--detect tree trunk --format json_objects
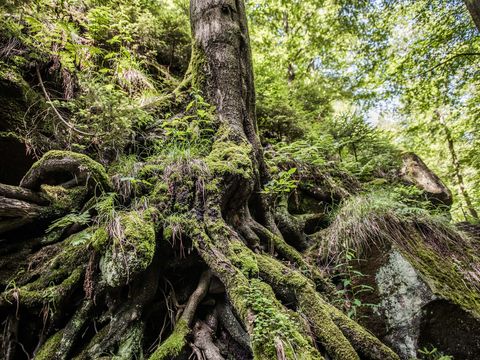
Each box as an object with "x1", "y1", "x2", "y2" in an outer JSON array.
[
  {"x1": 435, "y1": 111, "x2": 479, "y2": 220},
  {"x1": 464, "y1": 0, "x2": 480, "y2": 31},
  {"x1": 0, "y1": 1, "x2": 401, "y2": 360}
]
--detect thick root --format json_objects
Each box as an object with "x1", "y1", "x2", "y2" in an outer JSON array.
[
  {"x1": 255, "y1": 253, "x2": 399, "y2": 360},
  {"x1": 149, "y1": 270, "x2": 211, "y2": 360},
  {"x1": 20, "y1": 150, "x2": 111, "y2": 191}
]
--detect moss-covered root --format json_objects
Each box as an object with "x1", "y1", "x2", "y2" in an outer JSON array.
[
  {"x1": 330, "y1": 306, "x2": 399, "y2": 360},
  {"x1": 248, "y1": 279, "x2": 323, "y2": 360},
  {"x1": 32, "y1": 301, "x2": 93, "y2": 360},
  {"x1": 35, "y1": 330, "x2": 64, "y2": 360},
  {"x1": 20, "y1": 150, "x2": 111, "y2": 191},
  {"x1": 194, "y1": 231, "x2": 322, "y2": 360},
  {"x1": 149, "y1": 320, "x2": 190, "y2": 360},
  {"x1": 55, "y1": 300, "x2": 94, "y2": 360},
  {"x1": 255, "y1": 254, "x2": 400, "y2": 360},
  {"x1": 250, "y1": 221, "x2": 336, "y2": 296},
  {"x1": 149, "y1": 270, "x2": 211, "y2": 360}
]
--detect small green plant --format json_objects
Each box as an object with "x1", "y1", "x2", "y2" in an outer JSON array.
[
  {"x1": 417, "y1": 346, "x2": 453, "y2": 360},
  {"x1": 158, "y1": 92, "x2": 215, "y2": 156},
  {"x1": 333, "y1": 249, "x2": 377, "y2": 319},
  {"x1": 263, "y1": 167, "x2": 298, "y2": 196},
  {"x1": 245, "y1": 281, "x2": 307, "y2": 358},
  {"x1": 46, "y1": 212, "x2": 91, "y2": 233}
]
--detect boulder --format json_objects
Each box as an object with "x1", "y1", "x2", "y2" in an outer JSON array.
[
  {"x1": 400, "y1": 153, "x2": 452, "y2": 206},
  {"x1": 355, "y1": 242, "x2": 480, "y2": 360}
]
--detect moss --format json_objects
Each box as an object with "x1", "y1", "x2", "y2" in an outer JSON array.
[
  {"x1": 35, "y1": 330, "x2": 64, "y2": 360},
  {"x1": 205, "y1": 138, "x2": 253, "y2": 179},
  {"x1": 149, "y1": 319, "x2": 189, "y2": 360},
  {"x1": 190, "y1": 42, "x2": 208, "y2": 92},
  {"x1": 148, "y1": 179, "x2": 170, "y2": 206},
  {"x1": 114, "y1": 321, "x2": 144, "y2": 359},
  {"x1": 41, "y1": 184, "x2": 88, "y2": 212},
  {"x1": 100, "y1": 210, "x2": 156, "y2": 287},
  {"x1": 138, "y1": 164, "x2": 165, "y2": 182},
  {"x1": 398, "y1": 236, "x2": 480, "y2": 318},
  {"x1": 228, "y1": 240, "x2": 259, "y2": 277},
  {"x1": 3, "y1": 227, "x2": 93, "y2": 308},
  {"x1": 30, "y1": 150, "x2": 111, "y2": 190},
  {"x1": 297, "y1": 288, "x2": 360, "y2": 360},
  {"x1": 246, "y1": 279, "x2": 321, "y2": 360},
  {"x1": 91, "y1": 227, "x2": 109, "y2": 252},
  {"x1": 211, "y1": 238, "x2": 320, "y2": 359},
  {"x1": 0, "y1": 61, "x2": 40, "y2": 128},
  {"x1": 8, "y1": 267, "x2": 84, "y2": 309},
  {"x1": 255, "y1": 254, "x2": 364, "y2": 360},
  {"x1": 327, "y1": 191, "x2": 480, "y2": 318},
  {"x1": 162, "y1": 213, "x2": 197, "y2": 242}
]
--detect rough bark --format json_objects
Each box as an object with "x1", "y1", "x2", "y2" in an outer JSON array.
[{"x1": 464, "y1": 0, "x2": 480, "y2": 31}]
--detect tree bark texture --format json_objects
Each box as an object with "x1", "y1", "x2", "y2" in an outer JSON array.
[{"x1": 464, "y1": 0, "x2": 480, "y2": 31}]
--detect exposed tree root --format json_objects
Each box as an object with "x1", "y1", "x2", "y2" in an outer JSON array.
[
  {"x1": 149, "y1": 270, "x2": 211, "y2": 360},
  {"x1": 0, "y1": 1, "x2": 403, "y2": 359},
  {"x1": 192, "y1": 316, "x2": 224, "y2": 360}
]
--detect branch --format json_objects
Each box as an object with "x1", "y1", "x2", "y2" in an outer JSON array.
[
  {"x1": 0, "y1": 183, "x2": 49, "y2": 205},
  {"x1": 35, "y1": 66, "x2": 94, "y2": 136},
  {"x1": 420, "y1": 52, "x2": 480, "y2": 75}
]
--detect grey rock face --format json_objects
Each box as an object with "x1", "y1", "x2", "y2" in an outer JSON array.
[{"x1": 375, "y1": 250, "x2": 434, "y2": 359}]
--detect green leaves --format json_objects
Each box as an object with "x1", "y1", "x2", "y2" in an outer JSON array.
[
  {"x1": 158, "y1": 91, "x2": 215, "y2": 155},
  {"x1": 263, "y1": 167, "x2": 298, "y2": 196},
  {"x1": 47, "y1": 212, "x2": 91, "y2": 234},
  {"x1": 333, "y1": 249, "x2": 378, "y2": 320}
]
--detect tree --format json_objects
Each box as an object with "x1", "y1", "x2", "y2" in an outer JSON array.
[
  {"x1": 0, "y1": 1, "x2": 403, "y2": 359},
  {"x1": 464, "y1": 0, "x2": 480, "y2": 31},
  {"x1": 347, "y1": 0, "x2": 480, "y2": 220},
  {"x1": 434, "y1": 110, "x2": 478, "y2": 220}
]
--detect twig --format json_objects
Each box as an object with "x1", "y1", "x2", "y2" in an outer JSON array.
[
  {"x1": 420, "y1": 52, "x2": 480, "y2": 75},
  {"x1": 35, "y1": 65, "x2": 94, "y2": 136}
]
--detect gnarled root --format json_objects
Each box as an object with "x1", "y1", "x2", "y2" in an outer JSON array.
[
  {"x1": 149, "y1": 270, "x2": 211, "y2": 360},
  {"x1": 255, "y1": 253, "x2": 399, "y2": 360},
  {"x1": 188, "y1": 210, "x2": 399, "y2": 360},
  {"x1": 20, "y1": 150, "x2": 111, "y2": 191}
]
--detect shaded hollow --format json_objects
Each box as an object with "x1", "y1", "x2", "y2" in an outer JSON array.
[
  {"x1": 418, "y1": 300, "x2": 480, "y2": 359},
  {"x1": 0, "y1": 137, "x2": 35, "y2": 185},
  {"x1": 0, "y1": 79, "x2": 36, "y2": 185}
]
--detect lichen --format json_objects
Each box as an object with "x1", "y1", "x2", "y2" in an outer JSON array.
[
  {"x1": 114, "y1": 321, "x2": 144, "y2": 359},
  {"x1": 375, "y1": 250, "x2": 433, "y2": 359}
]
